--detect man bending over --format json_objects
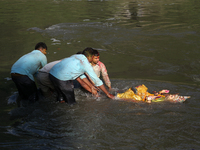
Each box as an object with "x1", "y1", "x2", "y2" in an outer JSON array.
[
  {"x1": 49, "y1": 47, "x2": 114, "y2": 104},
  {"x1": 11, "y1": 42, "x2": 47, "y2": 104}
]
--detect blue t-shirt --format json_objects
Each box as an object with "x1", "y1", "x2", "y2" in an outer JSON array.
[
  {"x1": 49, "y1": 54, "x2": 103, "y2": 87},
  {"x1": 11, "y1": 50, "x2": 47, "y2": 81}
]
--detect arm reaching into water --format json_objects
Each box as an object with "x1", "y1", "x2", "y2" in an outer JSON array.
[
  {"x1": 79, "y1": 55, "x2": 113, "y2": 98},
  {"x1": 76, "y1": 77, "x2": 98, "y2": 96},
  {"x1": 84, "y1": 73, "x2": 113, "y2": 99},
  {"x1": 84, "y1": 73, "x2": 114, "y2": 99},
  {"x1": 98, "y1": 84, "x2": 114, "y2": 99}
]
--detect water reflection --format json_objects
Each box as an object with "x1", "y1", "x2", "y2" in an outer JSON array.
[{"x1": 113, "y1": 0, "x2": 200, "y2": 30}]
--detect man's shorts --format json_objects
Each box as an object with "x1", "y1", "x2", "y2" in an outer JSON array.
[
  {"x1": 11, "y1": 73, "x2": 38, "y2": 102},
  {"x1": 49, "y1": 74, "x2": 76, "y2": 104}
]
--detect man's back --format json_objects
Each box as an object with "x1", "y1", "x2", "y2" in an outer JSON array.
[
  {"x1": 50, "y1": 54, "x2": 103, "y2": 86},
  {"x1": 50, "y1": 54, "x2": 87, "y2": 81},
  {"x1": 11, "y1": 50, "x2": 47, "y2": 81}
]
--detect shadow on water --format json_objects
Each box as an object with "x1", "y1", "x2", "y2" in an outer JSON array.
[{"x1": 2, "y1": 79, "x2": 200, "y2": 149}]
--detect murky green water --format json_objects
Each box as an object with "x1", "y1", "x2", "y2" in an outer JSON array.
[{"x1": 0, "y1": 0, "x2": 200, "y2": 149}]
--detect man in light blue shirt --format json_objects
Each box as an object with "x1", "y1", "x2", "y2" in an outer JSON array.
[
  {"x1": 49, "y1": 47, "x2": 114, "y2": 104},
  {"x1": 36, "y1": 59, "x2": 98, "y2": 97},
  {"x1": 11, "y1": 42, "x2": 47, "y2": 104}
]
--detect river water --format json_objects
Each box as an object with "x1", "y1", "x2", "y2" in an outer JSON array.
[{"x1": 0, "y1": 0, "x2": 200, "y2": 149}]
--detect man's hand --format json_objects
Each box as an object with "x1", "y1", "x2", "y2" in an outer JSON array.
[
  {"x1": 91, "y1": 86, "x2": 98, "y2": 96},
  {"x1": 106, "y1": 93, "x2": 115, "y2": 99}
]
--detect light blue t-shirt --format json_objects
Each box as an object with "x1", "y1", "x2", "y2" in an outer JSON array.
[
  {"x1": 49, "y1": 54, "x2": 103, "y2": 87},
  {"x1": 11, "y1": 50, "x2": 47, "y2": 81}
]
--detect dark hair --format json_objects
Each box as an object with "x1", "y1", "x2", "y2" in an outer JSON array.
[
  {"x1": 76, "y1": 51, "x2": 82, "y2": 54},
  {"x1": 93, "y1": 49, "x2": 99, "y2": 56},
  {"x1": 35, "y1": 42, "x2": 47, "y2": 50},
  {"x1": 82, "y1": 47, "x2": 94, "y2": 57}
]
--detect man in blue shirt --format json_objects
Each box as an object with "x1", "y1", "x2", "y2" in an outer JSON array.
[
  {"x1": 36, "y1": 60, "x2": 99, "y2": 97},
  {"x1": 11, "y1": 42, "x2": 47, "y2": 104},
  {"x1": 49, "y1": 47, "x2": 114, "y2": 104}
]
